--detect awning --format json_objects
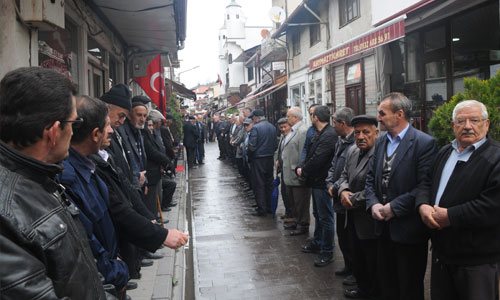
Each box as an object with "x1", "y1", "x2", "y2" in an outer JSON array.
[
  {"x1": 271, "y1": 0, "x2": 321, "y2": 39},
  {"x1": 215, "y1": 81, "x2": 287, "y2": 113},
  {"x1": 165, "y1": 79, "x2": 196, "y2": 100},
  {"x1": 90, "y1": 0, "x2": 187, "y2": 66},
  {"x1": 309, "y1": 15, "x2": 406, "y2": 71},
  {"x1": 238, "y1": 81, "x2": 287, "y2": 106}
]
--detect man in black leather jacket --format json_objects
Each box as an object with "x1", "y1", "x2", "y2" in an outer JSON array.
[{"x1": 0, "y1": 67, "x2": 107, "y2": 299}]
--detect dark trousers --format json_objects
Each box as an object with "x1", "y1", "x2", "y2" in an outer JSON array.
[
  {"x1": 236, "y1": 157, "x2": 244, "y2": 175},
  {"x1": 217, "y1": 136, "x2": 226, "y2": 158},
  {"x1": 161, "y1": 177, "x2": 177, "y2": 208},
  {"x1": 196, "y1": 141, "x2": 205, "y2": 163},
  {"x1": 186, "y1": 146, "x2": 196, "y2": 168},
  {"x1": 431, "y1": 251, "x2": 499, "y2": 300},
  {"x1": 311, "y1": 188, "x2": 335, "y2": 254},
  {"x1": 145, "y1": 180, "x2": 161, "y2": 217},
  {"x1": 279, "y1": 174, "x2": 293, "y2": 218},
  {"x1": 250, "y1": 156, "x2": 274, "y2": 213},
  {"x1": 286, "y1": 186, "x2": 311, "y2": 227},
  {"x1": 377, "y1": 230, "x2": 428, "y2": 300},
  {"x1": 347, "y1": 215, "x2": 378, "y2": 296},
  {"x1": 336, "y1": 212, "x2": 354, "y2": 271}
]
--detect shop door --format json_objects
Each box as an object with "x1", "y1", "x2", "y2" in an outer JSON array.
[{"x1": 346, "y1": 85, "x2": 364, "y2": 115}]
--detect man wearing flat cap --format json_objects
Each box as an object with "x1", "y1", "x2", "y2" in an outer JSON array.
[{"x1": 337, "y1": 115, "x2": 380, "y2": 299}]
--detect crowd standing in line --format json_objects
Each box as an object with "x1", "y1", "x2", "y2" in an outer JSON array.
[
  {"x1": 0, "y1": 67, "x2": 499, "y2": 300},
  {"x1": 210, "y1": 92, "x2": 499, "y2": 300},
  {"x1": 0, "y1": 67, "x2": 188, "y2": 300}
]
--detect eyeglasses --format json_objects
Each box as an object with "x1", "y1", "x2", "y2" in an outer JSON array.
[
  {"x1": 455, "y1": 118, "x2": 486, "y2": 126},
  {"x1": 60, "y1": 117, "x2": 84, "y2": 129}
]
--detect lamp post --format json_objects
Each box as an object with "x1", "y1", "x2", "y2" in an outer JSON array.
[{"x1": 176, "y1": 65, "x2": 200, "y2": 82}]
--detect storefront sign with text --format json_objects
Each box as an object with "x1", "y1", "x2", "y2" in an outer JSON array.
[{"x1": 309, "y1": 19, "x2": 405, "y2": 70}]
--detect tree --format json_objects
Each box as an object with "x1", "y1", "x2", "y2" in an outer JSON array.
[
  {"x1": 428, "y1": 71, "x2": 500, "y2": 148},
  {"x1": 167, "y1": 92, "x2": 183, "y2": 144}
]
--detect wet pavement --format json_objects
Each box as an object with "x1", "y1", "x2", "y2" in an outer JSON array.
[{"x1": 189, "y1": 142, "x2": 430, "y2": 300}]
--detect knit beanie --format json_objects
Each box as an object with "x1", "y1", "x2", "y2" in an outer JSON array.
[{"x1": 100, "y1": 84, "x2": 132, "y2": 111}]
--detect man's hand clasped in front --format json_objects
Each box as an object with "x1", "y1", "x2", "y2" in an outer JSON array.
[{"x1": 418, "y1": 204, "x2": 450, "y2": 230}]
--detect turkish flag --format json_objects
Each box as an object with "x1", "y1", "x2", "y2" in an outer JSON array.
[{"x1": 135, "y1": 54, "x2": 166, "y2": 116}]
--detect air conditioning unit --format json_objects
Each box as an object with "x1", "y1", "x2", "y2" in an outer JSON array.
[{"x1": 20, "y1": 0, "x2": 65, "y2": 30}]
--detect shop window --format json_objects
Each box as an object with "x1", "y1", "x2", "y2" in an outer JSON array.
[
  {"x1": 292, "y1": 30, "x2": 301, "y2": 56},
  {"x1": 227, "y1": 14, "x2": 229, "y2": 20},
  {"x1": 310, "y1": 24, "x2": 321, "y2": 46},
  {"x1": 425, "y1": 59, "x2": 447, "y2": 102},
  {"x1": 229, "y1": 54, "x2": 233, "y2": 64},
  {"x1": 424, "y1": 26, "x2": 446, "y2": 53},
  {"x1": 451, "y1": 1, "x2": 500, "y2": 93},
  {"x1": 339, "y1": 0, "x2": 359, "y2": 27},
  {"x1": 247, "y1": 67, "x2": 254, "y2": 81},
  {"x1": 38, "y1": 19, "x2": 79, "y2": 91},
  {"x1": 236, "y1": 14, "x2": 239, "y2": 19},
  {"x1": 87, "y1": 37, "x2": 106, "y2": 65},
  {"x1": 346, "y1": 62, "x2": 362, "y2": 85}
]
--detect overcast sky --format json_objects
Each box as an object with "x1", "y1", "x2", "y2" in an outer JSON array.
[{"x1": 177, "y1": 0, "x2": 273, "y2": 89}]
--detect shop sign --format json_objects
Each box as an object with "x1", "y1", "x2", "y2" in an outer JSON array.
[
  {"x1": 272, "y1": 61, "x2": 286, "y2": 70},
  {"x1": 309, "y1": 19, "x2": 405, "y2": 70}
]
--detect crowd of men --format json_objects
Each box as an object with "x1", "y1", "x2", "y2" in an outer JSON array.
[
  {"x1": 213, "y1": 93, "x2": 500, "y2": 300},
  {"x1": 0, "y1": 67, "x2": 188, "y2": 299},
  {"x1": 1, "y1": 67, "x2": 499, "y2": 300}
]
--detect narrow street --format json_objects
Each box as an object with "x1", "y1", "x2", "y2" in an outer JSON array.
[
  {"x1": 190, "y1": 142, "x2": 347, "y2": 300},
  {"x1": 189, "y1": 142, "x2": 432, "y2": 300}
]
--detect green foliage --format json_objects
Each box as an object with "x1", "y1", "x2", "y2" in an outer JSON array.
[
  {"x1": 225, "y1": 108, "x2": 240, "y2": 115},
  {"x1": 428, "y1": 71, "x2": 500, "y2": 148},
  {"x1": 167, "y1": 92, "x2": 183, "y2": 143}
]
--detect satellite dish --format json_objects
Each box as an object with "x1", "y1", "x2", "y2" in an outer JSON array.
[{"x1": 269, "y1": 6, "x2": 286, "y2": 23}]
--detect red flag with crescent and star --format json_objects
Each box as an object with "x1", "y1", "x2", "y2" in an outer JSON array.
[{"x1": 134, "y1": 54, "x2": 166, "y2": 116}]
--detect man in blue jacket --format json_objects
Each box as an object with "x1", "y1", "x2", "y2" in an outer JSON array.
[
  {"x1": 248, "y1": 109, "x2": 277, "y2": 216},
  {"x1": 60, "y1": 96, "x2": 129, "y2": 295}
]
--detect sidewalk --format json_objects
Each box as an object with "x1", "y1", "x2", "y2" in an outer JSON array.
[{"x1": 127, "y1": 156, "x2": 188, "y2": 300}]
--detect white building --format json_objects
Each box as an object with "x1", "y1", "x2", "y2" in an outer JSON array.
[{"x1": 218, "y1": 0, "x2": 271, "y2": 102}]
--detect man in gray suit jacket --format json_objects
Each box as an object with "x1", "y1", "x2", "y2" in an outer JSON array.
[
  {"x1": 365, "y1": 93, "x2": 437, "y2": 300},
  {"x1": 282, "y1": 107, "x2": 311, "y2": 236},
  {"x1": 337, "y1": 115, "x2": 379, "y2": 299}
]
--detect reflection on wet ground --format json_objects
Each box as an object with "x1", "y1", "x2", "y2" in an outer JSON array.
[{"x1": 190, "y1": 142, "x2": 430, "y2": 300}]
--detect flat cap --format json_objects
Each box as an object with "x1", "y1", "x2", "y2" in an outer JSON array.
[
  {"x1": 249, "y1": 109, "x2": 264, "y2": 118},
  {"x1": 351, "y1": 114, "x2": 378, "y2": 127},
  {"x1": 243, "y1": 118, "x2": 252, "y2": 125}
]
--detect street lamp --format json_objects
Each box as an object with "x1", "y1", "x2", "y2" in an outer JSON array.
[{"x1": 176, "y1": 65, "x2": 200, "y2": 82}]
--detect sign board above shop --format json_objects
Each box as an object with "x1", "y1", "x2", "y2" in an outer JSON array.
[{"x1": 309, "y1": 17, "x2": 406, "y2": 71}]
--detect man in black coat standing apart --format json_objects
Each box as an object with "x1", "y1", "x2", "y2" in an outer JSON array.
[{"x1": 183, "y1": 116, "x2": 199, "y2": 169}]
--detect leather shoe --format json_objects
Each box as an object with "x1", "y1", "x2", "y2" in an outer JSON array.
[
  {"x1": 343, "y1": 274, "x2": 357, "y2": 286},
  {"x1": 335, "y1": 267, "x2": 352, "y2": 276},
  {"x1": 344, "y1": 288, "x2": 368, "y2": 299},
  {"x1": 251, "y1": 211, "x2": 266, "y2": 217},
  {"x1": 167, "y1": 201, "x2": 178, "y2": 207},
  {"x1": 140, "y1": 259, "x2": 153, "y2": 267},
  {"x1": 126, "y1": 281, "x2": 138, "y2": 290},
  {"x1": 161, "y1": 207, "x2": 171, "y2": 212},
  {"x1": 143, "y1": 251, "x2": 163, "y2": 260},
  {"x1": 283, "y1": 223, "x2": 297, "y2": 230},
  {"x1": 129, "y1": 272, "x2": 141, "y2": 280},
  {"x1": 301, "y1": 243, "x2": 320, "y2": 253},
  {"x1": 283, "y1": 218, "x2": 296, "y2": 224},
  {"x1": 314, "y1": 253, "x2": 334, "y2": 267},
  {"x1": 289, "y1": 227, "x2": 308, "y2": 236}
]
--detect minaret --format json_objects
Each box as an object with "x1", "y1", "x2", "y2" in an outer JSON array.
[{"x1": 219, "y1": 0, "x2": 247, "y2": 92}]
